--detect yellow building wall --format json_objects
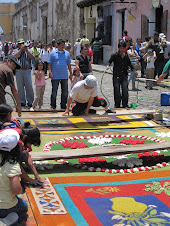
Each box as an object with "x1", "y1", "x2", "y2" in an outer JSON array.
[{"x1": 0, "y1": 3, "x2": 15, "y2": 41}]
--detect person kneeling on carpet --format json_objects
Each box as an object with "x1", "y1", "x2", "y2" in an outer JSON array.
[
  {"x1": 0, "y1": 129, "x2": 28, "y2": 226},
  {"x1": 63, "y1": 75, "x2": 116, "y2": 116}
]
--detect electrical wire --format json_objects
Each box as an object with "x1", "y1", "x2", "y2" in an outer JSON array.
[
  {"x1": 6, "y1": 92, "x2": 21, "y2": 117},
  {"x1": 100, "y1": 68, "x2": 111, "y2": 106}
]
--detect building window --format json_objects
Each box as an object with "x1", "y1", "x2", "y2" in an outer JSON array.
[
  {"x1": 102, "y1": 15, "x2": 112, "y2": 45},
  {"x1": 30, "y1": 3, "x2": 37, "y2": 22}
]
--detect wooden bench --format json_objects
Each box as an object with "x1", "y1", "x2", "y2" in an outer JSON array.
[{"x1": 30, "y1": 141, "x2": 170, "y2": 161}]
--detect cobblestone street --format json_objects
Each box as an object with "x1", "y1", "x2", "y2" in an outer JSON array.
[{"x1": 5, "y1": 63, "x2": 170, "y2": 119}]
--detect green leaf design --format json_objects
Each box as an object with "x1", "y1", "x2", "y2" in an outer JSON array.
[
  {"x1": 136, "y1": 220, "x2": 144, "y2": 226},
  {"x1": 144, "y1": 188, "x2": 153, "y2": 191},
  {"x1": 163, "y1": 182, "x2": 170, "y2": 187},
  {"x1": 108, "y1": 210, "x2": 125, "y2": 216},
  {"x1": 165, "y1": 190, "x2": 170, "y2": 196},
  {"x1": 154, "y1": 190, "x2": 162, "y2": 194},
  {"x1": 150, "y1": 209, "x2": 157, "y2": 215},
  {"x1": 131, "y1": 221, "x2": 137, "y2": 226},
  {"x1": 147, "y1": 218, "x2": 166, "y2": 223}
]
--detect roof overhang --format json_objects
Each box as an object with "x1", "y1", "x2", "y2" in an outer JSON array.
[{"x1": 77, "y1": 0, "x2": 106, "y2": 8}]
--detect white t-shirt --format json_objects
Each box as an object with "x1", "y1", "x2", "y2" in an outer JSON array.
[
  {"x1": 74, "y1": 42, "x2": 81, "y2": 57},
  {"x1": 146, "y1": 55, "x2": 155, "y2": 69},
  {"x1": 70, "y1": 80, "x2": 97, "y2": 103},
  {"x1": 164, "y1": 41, "x2": 170, "y2": 59},
  {"x1": 0, "y1": 156, "x2": 21, "y2": 209},
  {"x1": 40, "y1": 49, "x2": 50, "y2": 62}
]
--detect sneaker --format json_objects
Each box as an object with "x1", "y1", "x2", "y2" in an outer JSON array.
[
  {"x1": 30, "y1": 107, "x2": 34, "y2": 111},
  {"x1": 21, "y1": 103, "x2": 26, "y2": 107},
  {"x1": 27, "y1": 104, "x2": 32, "y2": 107},
  {"x1": 0, "y1": 212, "x2": 18, "y2": 226},
  {"x1": 105, "y1": 108, "x2": 116, "y2": 113}
]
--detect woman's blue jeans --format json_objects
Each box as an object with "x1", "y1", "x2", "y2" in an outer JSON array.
[{"x1": 0, "y1": 197, "x2": 28, "y2": 225}]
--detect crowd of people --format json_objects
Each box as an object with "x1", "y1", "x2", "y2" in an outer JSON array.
[
  {"x1": 0, "y1": 31, "x2": 169, "y2": 225},
  {"x1": 0, "y1": 31, "x2": 169, "y2": 114}
]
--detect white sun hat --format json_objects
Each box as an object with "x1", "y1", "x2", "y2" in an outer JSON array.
[{"x1": 0, "y1": 129, "x2": 20, "y2": 152}]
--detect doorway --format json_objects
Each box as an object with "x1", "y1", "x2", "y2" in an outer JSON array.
[{"x1": 155, "y1": 4, "x2": 163, "y2": 33}]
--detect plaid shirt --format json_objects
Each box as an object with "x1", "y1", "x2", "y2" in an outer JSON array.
[{"x1": 13, "y1": 48, "x2": 34, "y2": 69}]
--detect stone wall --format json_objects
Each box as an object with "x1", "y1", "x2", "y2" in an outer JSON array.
[{"x1": 13, "y1": 0, "x2": 85, "y2": 56}]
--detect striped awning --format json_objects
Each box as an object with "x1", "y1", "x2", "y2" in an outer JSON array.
[{"x1": 77, "y1": 0, "x2": 106, "y2": 8}]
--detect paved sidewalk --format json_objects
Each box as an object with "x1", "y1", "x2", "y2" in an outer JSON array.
[{"x1": 71, "y1": 60, "x2": 170, "y2": 89}]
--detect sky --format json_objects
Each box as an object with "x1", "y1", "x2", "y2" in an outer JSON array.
[{"x1": 0, "y1": 0, "x2": 19, "y2": 2}]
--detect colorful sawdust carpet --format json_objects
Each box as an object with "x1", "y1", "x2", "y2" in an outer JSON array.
[
  {"x1": 55, "y1": 177, "x2": 170, "y2": 226},
  {"x1": 45, "y1": 134, "x2": 170, "y2": 174},
  {"x1": 26, "y1": 172, "x2": 170, "y2": 226},
  {"x1": 20, "y1": 115, "x2": 156, "y2": 131}
]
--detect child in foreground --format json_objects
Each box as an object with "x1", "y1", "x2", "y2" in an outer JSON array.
[
  {"x1": 0, "y1": 103, "x2": 44, "y2": 185},
  {"x1": 30, "y1": 60, "x2": 49, "y2": 111},
  {"x1": 0, "y1": 129, "x2": 28, "y2": 225}
]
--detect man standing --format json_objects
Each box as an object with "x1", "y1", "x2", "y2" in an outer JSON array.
[
  {"x1": 107, "y1": 42, "x2": 134, "y2": 109},
  {"x1": 0, "y1": 55, "x2": 21, "y2": 115},
  {"x1": 80, "y1": 35, "x2": 90, "y2": 47},
  {"x1": 146, "y1": 32, "x2": 164, "y2": 79},
  {"x1": 13, "y1": 39, "x2": 35, "y2": 107},
  {"x1": 48, "y1": 39, "x2": 72, "y2": 110},
  {"x1": 135, "y1": 38, "x2": 146, "y2": 78},
  {"x1": 30, "y1": 42, "x2": 40, "y2": 71},
  {"x1": 92, "y1": 38, "x2": 101, "y2": 64}
]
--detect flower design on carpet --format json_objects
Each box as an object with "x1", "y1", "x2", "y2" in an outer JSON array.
[
  {"x1": 144, "y1": 182, "x2": 170, "y2": 196},
  {"x1": 108, "y1": 197, "x2": 170, "y2": 225}
]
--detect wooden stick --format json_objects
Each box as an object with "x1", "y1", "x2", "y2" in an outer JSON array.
[
  {"x1": 30, "y1": 141, "x2": 170, "y2": 161},
  {"x1": 18, "y1": 109, "x2": 156, "y2": 119}
]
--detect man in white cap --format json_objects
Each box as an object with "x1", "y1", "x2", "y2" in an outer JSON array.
[{"x1": 63, "y1": 75, "x2": 115, "y2": 116}]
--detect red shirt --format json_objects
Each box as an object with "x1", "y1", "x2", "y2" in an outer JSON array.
[{"x1": 86, "y1": 49, "x2": 93, "y2": 57}]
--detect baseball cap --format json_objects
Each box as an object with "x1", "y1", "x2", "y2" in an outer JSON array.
[
  {"x1": 84, "y1": 75, "x2": 97, "y2": 87},
  {"x1": 0, "y1": 129, "x2": 20, "y2": 152},
  {"x1": 17, "y1": 38, "x2": 24, "y2": 44},
  {"x1": 159, "y1": 33, "x2": 166, "y2": 39},
  {"x1": 7, "y1": 55, "x2": 21, "y2": 69},
  {"x1": 148, "y1": 49, "x2": 153, "y2": 53}
]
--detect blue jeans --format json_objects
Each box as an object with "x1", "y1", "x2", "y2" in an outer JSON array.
[
  {"x1": 93, "y1": 51, "x2": 100, "y2": 64},
  {"x1": 32, "y1": 60, "x2": 39, "y2": 71},
  {"x1": 113, "y1": 76, "x2": 128, "y2": 108},
  {"x1": 15, "y1": 69, "x2": 34, "y2": 106},
  {"x1": 51, "y1": 79, "x2": 68, "y2": 109},
  {"x1": 154, "y1": 60, "x2": 164, "y2": 78},
  {"x1": 0, "y1": 197, "x2": 28, "y2": 225},
  {"x1": 128, "y1": 71, "x2": 136, "y2": 85},
  {"x1": 140, "y1": 58, "x2": 146, "y2": 77}
]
